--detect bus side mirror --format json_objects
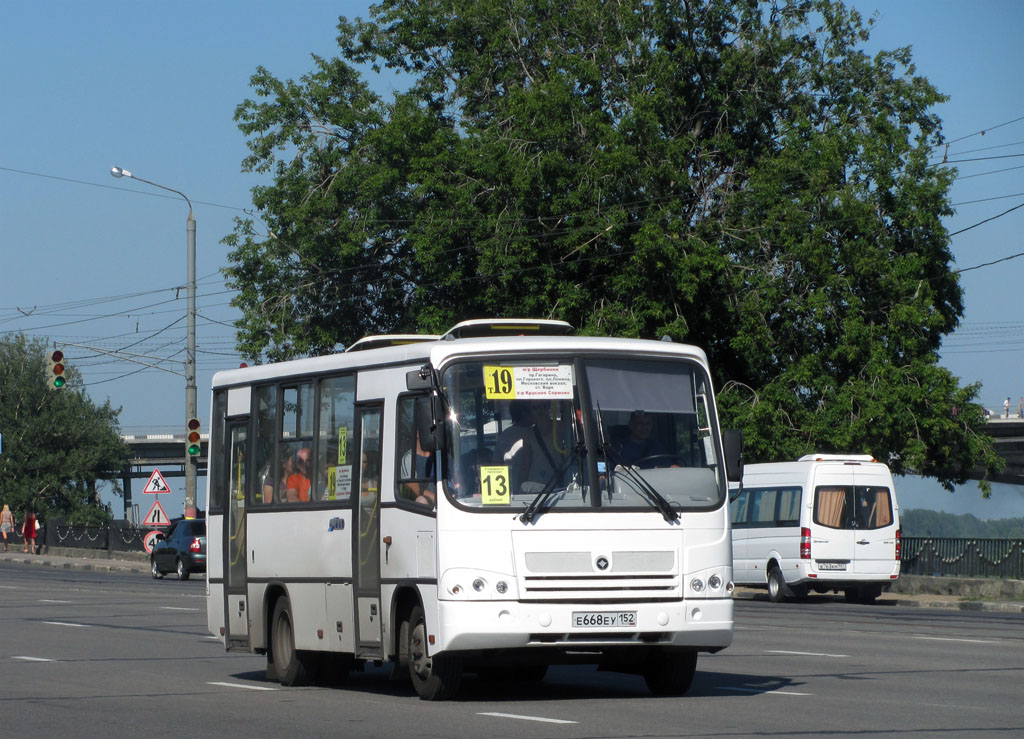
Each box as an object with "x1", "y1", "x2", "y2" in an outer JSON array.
[
  {"x1": 414, "y1": 395, "x2": 446, "y2": 452},
  {"x1": 406, "y1": 367, "x2": 432, "y2": 391},
  {"x1": 723, "y1": 429, "x2": 744, "y2": 483}
]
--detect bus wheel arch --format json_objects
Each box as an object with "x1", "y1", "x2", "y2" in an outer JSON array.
[
  {"x1": 390, "y1": 587, "x2": 422, "y2": 680},
  {"x1": 263, "y1": 585, "x2": 288, "y2": 682}
]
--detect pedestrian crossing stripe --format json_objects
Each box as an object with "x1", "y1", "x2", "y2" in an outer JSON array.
[
  {"x1": 143, "y1": 500, "x2": 170, "y2": 527},
  {"x1": 143, "y1": 468, "x2": 170, "y2": 494}
]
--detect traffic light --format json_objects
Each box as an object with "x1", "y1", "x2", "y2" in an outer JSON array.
[
  {"x1": 46, "y1": 349, "x2": 66, "y2": 390},
  {"x1": 186, "y1": 418, "x2": 201, "y2": 457}
]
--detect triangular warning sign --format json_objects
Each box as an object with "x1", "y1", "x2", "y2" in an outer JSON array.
[
  {"x1": 143, "y1": 499, "x2": 170, "y2": 527},
  {"x1": 143, "y1": 468, "x2": 170, "y2": 494}
]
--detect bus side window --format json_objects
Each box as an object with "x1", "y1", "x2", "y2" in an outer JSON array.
[{"x1": 396, "y1": 396, "x2": 436, "y2": 508}]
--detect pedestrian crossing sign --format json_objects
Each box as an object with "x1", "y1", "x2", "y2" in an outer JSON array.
[
  {"x1": 143, "y1": 468, "x2": 170, "y2": 494},
  {"x1": 143, "y1": 499, "x2": 170, "y2": 527}
]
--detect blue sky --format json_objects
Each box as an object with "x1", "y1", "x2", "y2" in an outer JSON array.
[{"x1": 2, "y1": 1, "x2": 1023, "y2": 519}]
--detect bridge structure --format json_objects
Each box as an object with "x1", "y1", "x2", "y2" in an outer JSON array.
[
  {"x1": 975, "y1": 418, "x2": 1024, "y2": 485},
  {"x1": 119, "y1": 433, "x2": 207, "y2": 521}
]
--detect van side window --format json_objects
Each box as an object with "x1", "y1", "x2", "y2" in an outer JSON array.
[
  {"x1": 730, "y1": 489, "x2": 749, "y2": 526},
  {"x1": 776, "y1": 487, "x2": 801, "y2": 526},
  {"x1": 749, "y1": 489, "x2": 777, "y2": 524}
]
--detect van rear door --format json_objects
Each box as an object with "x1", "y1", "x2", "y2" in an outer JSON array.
[
  {"x1": 851, "y1": 466, "x2": 898, "y2": 576},
  {"x1": 809, "y1": 465, "x2": 856, "y2": 573}
]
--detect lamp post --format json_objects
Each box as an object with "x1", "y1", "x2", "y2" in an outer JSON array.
[{"x1": 111, "y1": 166, "x2": 198, "y2": 519}]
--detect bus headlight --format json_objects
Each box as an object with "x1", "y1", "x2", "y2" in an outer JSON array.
[
  {"x1": 690, "y1": 578, "x2": 705, "y2": 593},
  {"x1": 472, "y1": 578, "x2": 486, "y2": 592},
  {"x1": 708, "y1": 574, "x2": 722, "y2": 590}
]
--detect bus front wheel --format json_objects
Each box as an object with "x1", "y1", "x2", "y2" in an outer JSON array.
[
  {"x1": 643, "y1": 650, "x2": 698, "y2": 696},
  {"x1": 407, "y1": 605, "x2": 462, "y2": 700}
]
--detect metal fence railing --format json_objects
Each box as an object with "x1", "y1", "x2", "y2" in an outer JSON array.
[
  {"x1": 7, "y1": 521, "x2": 150, "y2": 554},
  {"x1": 901, "y1": 537, "x2": 1024, "y2": 579}
]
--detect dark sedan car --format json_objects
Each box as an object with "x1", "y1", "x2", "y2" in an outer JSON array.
[{"x1": 151, "y1": 518, "x2": 206, "y2": 581}]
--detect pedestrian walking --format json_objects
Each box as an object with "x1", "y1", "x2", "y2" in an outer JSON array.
[
  {"x1": 1004, "y1": 397, "x2": 1011, "y2": 418},
  {"x1": 1, "y1": 504, "x2": 14, "y2": 551},
  {"x1": 22, "y1": 509, "x2": 37, "y2": 554}
]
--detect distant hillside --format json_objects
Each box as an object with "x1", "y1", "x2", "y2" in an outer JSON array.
[{"x1": 901, "y1": 509, "x2": 1024, "y2": 538}]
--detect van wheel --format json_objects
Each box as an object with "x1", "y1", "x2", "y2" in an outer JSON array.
[
  {"x1": 789, "y1": 583, "x2": 809, "y2": 600},
  {"x1": 843, "y1": 587, "x2": 859, "y2": 603},
  {"x1": 271, "y1": 597, "x2": 312, "y2": 686},
  {"x1": 767, "y1": 566, "x2": 787, "y2": 603},
  {"x1": 643, "y1": 650, "x2": 698, "y2": 696},
  {"x1": 407, "y1": 605, "x2": 462, "y2": 700}
]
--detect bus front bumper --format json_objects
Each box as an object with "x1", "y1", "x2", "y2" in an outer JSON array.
[{"x1": 435, "y1": 598, "x2": 733, "y2": 654}]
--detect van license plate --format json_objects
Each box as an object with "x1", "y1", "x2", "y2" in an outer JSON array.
[
  {"x1": 817, "y1": 561, "x2": 847, "y2": 571},
  {"x1": 572, "y1": 611, "x2": 637, "y2": 627}
]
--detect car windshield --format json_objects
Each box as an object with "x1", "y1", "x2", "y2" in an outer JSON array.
[{"x1": 441, "y1": 356, "x2": 725, "y2": 515}]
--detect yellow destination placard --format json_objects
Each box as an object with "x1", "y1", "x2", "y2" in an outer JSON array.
[{"x1": 480, "y1": 465, "x2": 511, "y2": 505}]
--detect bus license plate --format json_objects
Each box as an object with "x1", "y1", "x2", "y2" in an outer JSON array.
[
  {"x1": 817, "y1": 561, "x2": 847, "y2": 571},
  {"x1": 572, "y1": 611, "x2": 637, "y2": 628}
]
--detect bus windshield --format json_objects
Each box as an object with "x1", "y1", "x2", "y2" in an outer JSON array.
[{"x1": 441, "y1": 356, "x2": 725, "y2": 514}]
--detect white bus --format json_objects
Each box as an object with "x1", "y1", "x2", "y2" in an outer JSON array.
[
  {"x1": 205, "y1": 319, "x2": 743, "y2": 699},
  {"x1": 730, "y1": 454, "x2": 901, "y2": 603}
]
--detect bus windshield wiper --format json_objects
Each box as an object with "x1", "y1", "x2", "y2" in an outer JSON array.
[
  {"x1": 520, "y1": 443, "x2": 585, "y2": 525},
  {"x1": 603, "y1": 444, "x2": 679, "y2": 523}
]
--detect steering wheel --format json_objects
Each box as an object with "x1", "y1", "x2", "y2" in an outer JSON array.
[{"x1": 631, "y1": 454, "x2": 684, "y2": 469}]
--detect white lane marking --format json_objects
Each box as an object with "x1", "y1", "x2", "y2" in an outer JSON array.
[
  {"x1": 767, "y1": 649, "x2": 848, "y2": 658},
  {"x1": 39, "y1": 599, "x2": 72, "y2": 604},
  {"x1": 479, "y1": 712, "x2": 577, "y2": 725},
  {"x1": 912, "y1": 635, "x2": 998, "y2": 645},
  {"x1": 207, "y1": 681, "x2": 279, "y2": 691},
  {"x1": 13, "y1": 656, "x2": 55, "y2": 662},
  {"x1": 42, "y1": 621, "x2": 90, "y2": 628},
  {"x1": 160, "y1": 606, "x2": 201, "y2": 611},
  {"x1": 721, "y1": 687, "x2": 813, "y2": 696},
  {"x1": 203, "y1": 636, "x2": 221, "y2": 640}
]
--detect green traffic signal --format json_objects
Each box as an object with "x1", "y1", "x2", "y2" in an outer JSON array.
[
  {"x1": 186, "y1": 417, "x2": 201, "y2": 456},
  {"x1": 47, "y1": 349, "x2": 66, "y2": 390}
]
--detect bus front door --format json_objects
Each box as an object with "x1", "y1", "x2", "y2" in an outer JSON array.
[
  {"x1": 354, "y1": 405, "x2": 384, "y2": 658},
  {"x1": 223, "y1": 420, "x2": 250, "y2": 651}
]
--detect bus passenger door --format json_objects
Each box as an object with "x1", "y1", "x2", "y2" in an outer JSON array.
[
  {"x1": 223, "y1": 420, "x2": 251, "y2": 651},
  {"x1": 354, "y1": 405, "x2": 383, "y2": 657}
]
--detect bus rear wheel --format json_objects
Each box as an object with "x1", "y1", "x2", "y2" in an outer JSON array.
[
  {"x1": 643, "y1": 650, "x2": 698, "y2": 696},
  {"x1": 407, "y1": 605, "x2": 462, "y2": 700},
  {"x1": 271, "y1": 597, "x2": 313, "y2": 686}
]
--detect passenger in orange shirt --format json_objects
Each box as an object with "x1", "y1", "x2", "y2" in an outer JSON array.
[{"x1": 285, "y1": 448, "x2": 312, "y2": 502}]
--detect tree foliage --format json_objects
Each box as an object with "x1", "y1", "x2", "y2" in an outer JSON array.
[
  {"x1": 224, "y1": 0, "x2": 1002, "y2": 492},
  {"x1": 0, "y1": 334, "x2": 128, "y2": 525}
]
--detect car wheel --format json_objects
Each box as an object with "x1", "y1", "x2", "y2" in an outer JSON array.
[
  {"x1": 151, "y1": 557, "x2": 164, "y2": 579},
  {"x1": 643, "y1": 650, "x2": 698, "y2": 696},
  {"x1": 407, "y1": 605, "x2": 462, "y2": 700},
  {"x1": 176, "y1": 558, "x2": 189, "y2": 581},
  {"x1": 767, "y1": 566, "x2": 787, "y2": 603},
  {"x1": 271, "y1": 597, "x2": 313, "y2": 686}
]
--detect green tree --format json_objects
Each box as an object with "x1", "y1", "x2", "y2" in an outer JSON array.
[
  {"x1": 224, "y1": 0, "x2": 1001, "y2": 492},
  {"x1": 0, "y1": 334, "x2": 128, "y2": 525}
]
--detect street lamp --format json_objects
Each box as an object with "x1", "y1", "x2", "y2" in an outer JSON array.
[{"x1": 111, "y1": 166, "x2": 199, "y2": 519}]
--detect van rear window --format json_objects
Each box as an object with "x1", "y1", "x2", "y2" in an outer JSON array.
[{"x1": 813, "y1": 486, "x2": 893, "y2": 530}]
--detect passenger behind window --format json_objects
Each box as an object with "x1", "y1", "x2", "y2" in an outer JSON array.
[
  {"x1": 399, "y1": 428, "x2": 436, "y2": 508},
  {"x1": 285, "y1": 447, "x2": 312, "y2": 502},
  {"x1": 262, "y1": 448, "x2": 294, "y2": 504},
  {"x1": 494, "y1": 400, "x2": 560, "y2": 493}
]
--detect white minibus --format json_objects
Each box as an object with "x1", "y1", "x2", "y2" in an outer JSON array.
[
  {"x1": 730, "y1": 454, "x2": 900, "y2": 603},
  {"x1": 206, "y1": 319, "x2": 744, "y2": 699}
]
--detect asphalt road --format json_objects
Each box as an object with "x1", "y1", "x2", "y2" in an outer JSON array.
[{"x1": 2, "y1": 562, "x2": 1022, "y2": 738}]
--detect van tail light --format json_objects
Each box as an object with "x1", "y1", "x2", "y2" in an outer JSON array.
[
  {"x1": 190, "y1": 537, "x2": 202, "y2": 553},
  {"x1": 895, "y1": 527, "x2": 901, "y2": 561},
  {"x1": 800, "y1": 527, "x2": 811, "y2": 559}
]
